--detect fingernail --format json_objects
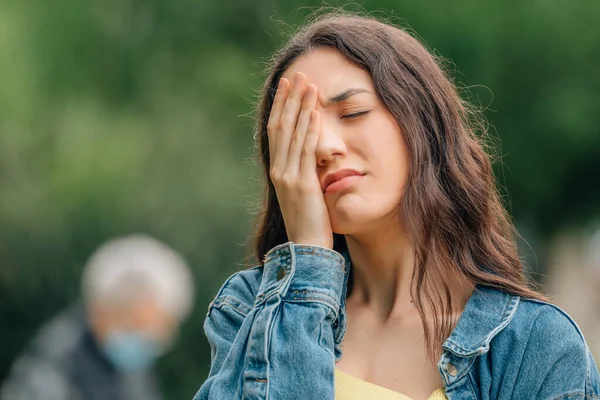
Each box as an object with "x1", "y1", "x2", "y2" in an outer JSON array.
[
  {"x1": 278, "y1": 78, "x2": 288, "y2": 90},
  {"x1": 294, "y1": 73, "x2": 303, "y2": 85}
]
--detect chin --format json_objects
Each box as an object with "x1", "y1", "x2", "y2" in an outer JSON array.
[
  {"x1": 328, "y1": 195, "x2": 398, "y2": 235},
  {"x1": 329, "y1": 206, "x2": 372, "y2": 235}
]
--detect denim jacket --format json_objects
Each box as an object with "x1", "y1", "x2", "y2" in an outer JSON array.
[{"x1": 194, "y1": 242, "x2": 600, "y2": 399}]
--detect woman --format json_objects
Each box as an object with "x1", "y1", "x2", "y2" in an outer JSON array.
[{"x1": 194, "y1": 11, "x2": 600, "y2": 400}]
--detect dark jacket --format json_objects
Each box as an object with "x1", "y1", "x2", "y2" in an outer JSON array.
[{"x1": 0, "y1": 304, "x2": 163, "y2": 400}]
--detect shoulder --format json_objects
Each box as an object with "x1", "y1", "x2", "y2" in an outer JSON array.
[
  {"x1": 504, "y1": 297, "x2": 595, "y2": 382},
  {"x1": 0, "y1": 306, "x2": 84, "y2": 399},
  {"x1": 512, "y1": 298, "x2": 600, "y2": 395},
  {"x1": 482, "y1": 294, "x2": 600, "y2": 396},
  {"x1": 511, "y1": 297, "x2": 586, "y2": 350},
  {"x1": 26, "y1": 305, "x2": 86, "y2": 363},
  {"x1": 207, "y1": 266, "x2": 264, "y2": 318}
]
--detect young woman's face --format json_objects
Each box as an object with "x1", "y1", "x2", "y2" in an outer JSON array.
[{"x1": 280, "y1": 47, "x2": 410, "y2": 235}]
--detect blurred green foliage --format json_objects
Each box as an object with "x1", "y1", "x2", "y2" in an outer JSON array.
[{"x1": 0, "y1": 1, "x2": 599, "y2": 398}]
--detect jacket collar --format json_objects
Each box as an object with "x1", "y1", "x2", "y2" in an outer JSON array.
[{"x1": 442, "y1": 284, "x2": 520, "y2": 357}]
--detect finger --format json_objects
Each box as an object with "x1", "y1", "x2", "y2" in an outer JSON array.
[
  {"x1": 273, "y1": 72, "x2": 306, "y2": 174},
  {"x1": 267, "y1": 78, "x2": 290, "y2": 167},
  {"x1": 287, "y1": 84, "x2": 318, "y2": 176},
  {"x1": 299, "y1": 109, "x2": 321, "y2": 180}
]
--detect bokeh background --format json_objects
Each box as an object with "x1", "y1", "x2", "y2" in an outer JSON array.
[{"x1": 1, "y1": 1, "x2": 599, "y2": 398}]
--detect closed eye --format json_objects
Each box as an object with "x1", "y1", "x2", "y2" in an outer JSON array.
[{"x1": 340, "y1": 110, "x2": 370, "y2": 120}]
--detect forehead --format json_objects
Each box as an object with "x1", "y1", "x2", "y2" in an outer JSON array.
[{"x1": 281, "y1": 47, "x2": 374, "y2": 98}]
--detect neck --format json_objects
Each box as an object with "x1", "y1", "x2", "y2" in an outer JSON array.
[
  {"x1": 344, "y1": 223, "x2": 474, "y2": 322},
  {"x1": 344, "y1": 222, "x2": 415, "y2": 320}
]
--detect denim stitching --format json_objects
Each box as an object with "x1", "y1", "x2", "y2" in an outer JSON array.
[
  {"x1": 586, "y1": 346, "x2": 596, "y2": 398},
  {"x1": 254, "y1": 291, "x2": 278, "y2": 308},
  {"x1": 263, "y1": 242, "x2": 345, "y2": 269},
  {"x1": 211, "y1": 297, "x2": 251, "y2": 317},
  {"x1": 550, "y1": 393, "x2": 587, "y2": 400},
  {"x1": 285, "y1": 298, "x2": 340, "y2": 315},
  {"x1": 462, "y1": 373, "x2": 479, "y2": 400},
  {"x1": 444, "y1": 293, "x2": 519, "y2": 357},
  {"x1": 482, "y1": 295, "x2": 520, "y2": 344},
  {"x1": 587, "y1": 348, "x2": 592, "y2": 398},
  {"x1": 264, "y1": 298, "x2": 280, "y2": 400},
  {"x1": 448, "y1": 357, "x2": 476, "y2": 386},
  {"x1": 295, "y1": 250, "x2": 344, "y2": 267},
  {"x1": 265, "y1": 251, "x2": 343, "y2": 268},
  {"x1": 289, "y1": 289, "x2": 341, "y2": 298},
  {"x1": 317, "y1": 315, "x2": 336, "y2": 362},
  {"x1": 439, "y1": 354, "x2": 476, "y2": 388}
]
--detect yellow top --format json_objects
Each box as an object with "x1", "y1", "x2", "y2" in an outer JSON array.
[{"x1": 335, "y1": 368, "x2": 447, "y2": 400}]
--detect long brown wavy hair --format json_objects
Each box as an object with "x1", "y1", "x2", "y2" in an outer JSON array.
[{"x1": 251, "y1": 10, "x2": 548, "y2": 361}]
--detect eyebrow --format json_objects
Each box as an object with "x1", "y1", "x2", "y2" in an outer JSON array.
[{"x1": 324, "y1": 88, "x2": 372, "y2": 107}]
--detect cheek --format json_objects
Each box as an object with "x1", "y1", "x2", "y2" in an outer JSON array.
[
  {"x1": 326, "y1": 118, "x2": 410, "y2": 232},
  {"x1": 350, "y1": 127, "x2": 408, "y2": 204},
  {"x1": 361, "y1": 123, "x2": 409, "y2": 190}
]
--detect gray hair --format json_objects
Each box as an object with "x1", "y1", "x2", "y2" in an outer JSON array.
[{"x1": 81, "y1": 234, "x2": 195, "y2": 321}]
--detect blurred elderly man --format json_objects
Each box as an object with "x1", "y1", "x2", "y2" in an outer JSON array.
[{"x1": 0, "y1": 235, "x2": 195, "y2": 400}]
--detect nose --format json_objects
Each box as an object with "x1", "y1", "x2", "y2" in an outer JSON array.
[{"x1": 315, "y1": 117, "x2": 347, "y2": 167}]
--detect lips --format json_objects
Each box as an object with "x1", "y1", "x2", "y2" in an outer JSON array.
[{"x1": 321, "y1": 169, "x2": 364, "y2": 193}]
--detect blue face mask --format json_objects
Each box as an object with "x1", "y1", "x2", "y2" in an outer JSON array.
[{"x1": 101, "y1": 331, "x2": 163, "y2": 372}]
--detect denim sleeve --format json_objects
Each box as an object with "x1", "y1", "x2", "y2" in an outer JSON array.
[
  {"x1": 194, "y1": 242, "x2": 347, "y2": 400},
  {"x1": 515, "y1": 305, "x2": 600, "y2": 399}
]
